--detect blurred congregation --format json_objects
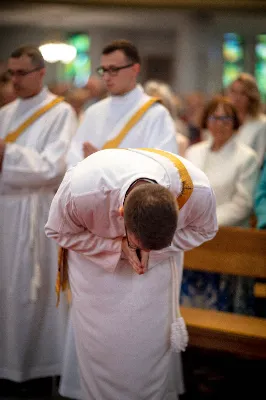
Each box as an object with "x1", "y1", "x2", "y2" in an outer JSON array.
[{"x1": 0, "y1": 1, "x2": 266, "y2": 399}]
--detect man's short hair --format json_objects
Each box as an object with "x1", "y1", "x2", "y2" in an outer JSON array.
[
  {"x1": 102, "y1": 40, "x2": 141, "y2": 65},
  {"x1": 10, "y1": 46, "x2": 45, "y2": 69},
  {"x1": 124, "y1": 184, "x2": 178, "y2": 251}
]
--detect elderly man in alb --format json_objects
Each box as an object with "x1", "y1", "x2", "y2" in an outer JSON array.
[
  {"x1": 0, "y1": 46, "x2": 77, "y2": 384},
  {"x1": 45, "y1": 148, "x2": 218, "y2": 400}
]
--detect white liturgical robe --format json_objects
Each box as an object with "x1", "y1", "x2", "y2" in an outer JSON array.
[
  {"x1": 60, "y1": 84, "x2": 178, "y2": 399},
  {"x1": 0, "y1": 87, "x2": 77, "y2": 382},
  {"x1": 45, "y1": 149, "x2": 218, "y2": 400},
  {"x1": 67, "y1": 84, "x2": 178, "y2": 167},
  {"x1": 185, "y1": 136, "x2": 259, "y2": 226}
]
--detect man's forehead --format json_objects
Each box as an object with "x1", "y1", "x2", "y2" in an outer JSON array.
[
  {"x1": 8, "y1": 54, "x2": 33, "y2": 69},
  {"x1": 100, "y1": 50, "x2": 127, "y2": 66}
]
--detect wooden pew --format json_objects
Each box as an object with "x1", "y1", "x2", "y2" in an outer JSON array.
[{"x1": 181, "y1": 226, "x2": 266, "y2": 359}]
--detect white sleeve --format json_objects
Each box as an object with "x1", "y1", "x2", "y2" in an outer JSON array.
[
  {"x1": 45, "y1": 169, "x2": 122, "y2": 272},
  {"x1": 216, "y1": 154, "x2": 259, "y2": 226},
  {"x1": 1, "y1": 106, "x2": 77, "y2": 188},
  {"x1": 146, "y1": 105, "x2": 178, "y2": 154},
  {"x1": 170, "y1": 187, "x2": 218, "y2": 252},
  {"x1": 150, "y1": 188, "x2": 218, "y2": 264},
  {"x1": 66, "y1": 105, "x2": 99, "y2": 167},
  {"x1": 66, "y1": 119, "x2": 88, "y2": 167}
]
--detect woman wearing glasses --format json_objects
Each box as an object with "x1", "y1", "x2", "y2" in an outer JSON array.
[{"x1": 181, "y1": 96, "x2": 259, "y2": 314}]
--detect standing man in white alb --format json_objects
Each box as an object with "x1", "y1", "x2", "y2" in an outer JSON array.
[
  {"x1": 67, "y1": 39, "x2": 177, "y2": 165},
  {"x1": 0, "y1": 46, "x2": 77, "y2": 384},
  {"x1": 61, "y1": 39, "x2": 179, "y2": 399}
]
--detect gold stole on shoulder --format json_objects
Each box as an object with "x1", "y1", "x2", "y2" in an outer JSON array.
[
  {"x1": 137, "y1": 148, "x2": 194, "y2": 210},
  {"x1": 55, "y1": 97, "x2": 161, "y2": 306},
  {"x1": 4, "y1": 96, "x2": 64, "y2": 144},
  {"x1": 102, "y1": 97, "x2": 160, "y2": 149}
]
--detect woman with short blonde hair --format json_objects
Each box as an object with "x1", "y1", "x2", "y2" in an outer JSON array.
[{"x1": 227, "y1": 73, "x2": 266, "y2": 166}]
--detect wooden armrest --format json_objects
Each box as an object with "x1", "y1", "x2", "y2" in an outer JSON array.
[{"x1": 254, "y1": 283, "x2": 266, "y2": 298}]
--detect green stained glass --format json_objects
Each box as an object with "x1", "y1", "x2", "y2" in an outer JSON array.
[
  {"x1": 68, "y1": 34, "x2": 91, "y2": 53},
  {"x1": 223, "y1": 33, "x2": 244, "y2": 89},
  {"x1": 64, "y1": 33, "x2": 91, "y2": 87},
  {"x1": 255, "y1": 34, "x2": 266, "y2": 103}
]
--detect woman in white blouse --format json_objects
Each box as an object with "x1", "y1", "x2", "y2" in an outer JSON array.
[
  {"x1": 227, "y1": 73, "x2": 266, "y2": 167},
  {"x1": 181, "y1": 96, "x2": 259, "y2": 314}
]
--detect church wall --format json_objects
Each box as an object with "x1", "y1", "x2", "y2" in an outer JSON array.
[{"x1": 0, "y1": 7, "x2": 266, "y2": 98}]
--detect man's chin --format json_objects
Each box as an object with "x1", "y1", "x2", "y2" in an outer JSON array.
[{"x1": 108, "y1": 87, "x2": 118, "y2": 95}]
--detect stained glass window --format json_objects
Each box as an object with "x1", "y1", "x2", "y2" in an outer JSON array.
[
  {"x1": 255, "y1": 34, "x2": 266, "y2": 103},
  {"x1": 64, "y1": 33, "x2": 91, "y2": 87},
  {"x1": 223, "y1": 33, "x2": 244, "y2": 89}
]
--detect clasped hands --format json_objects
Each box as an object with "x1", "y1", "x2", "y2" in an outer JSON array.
[
  {"x1": 83, "y1": 141, "x2": 98, "y2": 158},
  {"x1": 121, "y1": 237, "x2": 149, "y2": 275}
]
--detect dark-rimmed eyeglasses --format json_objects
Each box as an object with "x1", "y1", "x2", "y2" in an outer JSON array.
[
  {"x1": 125, "y1": 225, "x2": 139, "y2": 250},
  {"x1": 208, "y1": 115, "x2": 233, "y2": 123},
  {"x1": 7, "y1": 67, "x2": 43, "y2": 78},
  {"x1": 96, "y1": 63, "x2": 135, "y2": 77}
]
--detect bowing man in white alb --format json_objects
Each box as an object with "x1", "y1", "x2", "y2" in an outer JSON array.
[
  {"x1": 0, "y1": 46, "x2": 77, "y2": 382},
  {"x1": 45, "y1": 148, "x2": 218, "y2": 400},
  {"x1": 60, "y1": 39, "x2": 178, "y2": 400}
]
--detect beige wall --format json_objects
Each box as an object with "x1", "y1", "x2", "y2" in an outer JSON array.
[{"x1": 0, "y1": 5, "x2": 266, "y2": 97}]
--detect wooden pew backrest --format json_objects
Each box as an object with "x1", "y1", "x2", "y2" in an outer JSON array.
[
  {"x1": 182, "y1": 226, "x2": 266, "y2": 359},
  {"x1": 184, "y1": 226, "x2": 266, "y2": 278}
]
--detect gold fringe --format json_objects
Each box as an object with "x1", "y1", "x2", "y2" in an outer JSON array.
[{"x1": 56, "y1": 247, "x2": 71, "y2": 307}]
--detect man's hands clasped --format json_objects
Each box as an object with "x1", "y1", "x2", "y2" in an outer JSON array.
[{"x1": 122, "y1": 237, "x2": 149, "y2": 275}]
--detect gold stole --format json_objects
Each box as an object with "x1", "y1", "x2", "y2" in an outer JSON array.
[
  {"x1": 102, "y1": 97, "x2": 160, "y2": 149},
  {"x1": 56, "y1": 97, "x2": 161, "y2": 306},
  {"x1": 4, "y1": 96, "x2": 64, "y2": 144},
  {"x1": 137, "y1": 148, "x2": 194, "y2": 209}
]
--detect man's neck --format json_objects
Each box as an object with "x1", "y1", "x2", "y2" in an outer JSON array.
[
  {"x1": 112, "y1": 84, "x2": 137, "y2": 97},
  {"x1": 124, "y1": 178, "x2": 157, "y2": 204},
  {"x1": 20, "y1": 87, "x2": 43, "y2": 100}
]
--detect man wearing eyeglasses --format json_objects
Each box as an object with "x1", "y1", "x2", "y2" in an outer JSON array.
[
  {"x1": 67, "y1": 39, "x2": 177, "y2": 166},
  {"x1": 0, "y1": 46, "x2": 77, "y2": 387}
]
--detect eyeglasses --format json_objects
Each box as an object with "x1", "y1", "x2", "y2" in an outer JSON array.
[
  {"x1": 96, "y1": 63, "x2": 135, "y2": 77},
  {"x1": 7, "y1": 67, "x2": 43, "y2": 78},
  {"x1": 208, "y1": 115, "x2": 233, "y2": 123},
  {"x1": 125, "y1": 225, "x2": 139, "y2": 250}
]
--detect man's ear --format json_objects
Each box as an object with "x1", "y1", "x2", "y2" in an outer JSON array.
[{"x1": 119, "y1": 206, "x2": 124, "y2": 217}]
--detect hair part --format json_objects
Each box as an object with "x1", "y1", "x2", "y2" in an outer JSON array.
[
  {"x1": 10, "y1": 45, "x2": 45, "y2": 69},
  {"x1": 102, "y1": 39, "x2": 141, "y2": 65},
  {"x1": 124, "y1": 184, "x2": 178, "y2": 251},
  {"x1": 201, "y1": 95, "x2": 240, "y2": 130}
]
